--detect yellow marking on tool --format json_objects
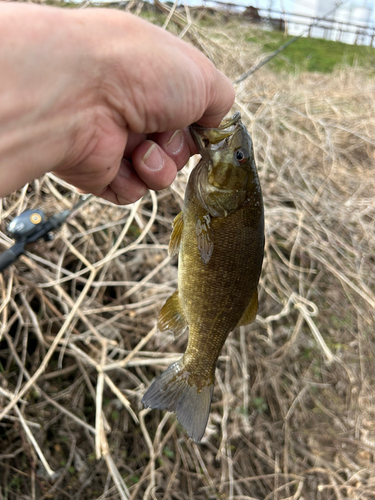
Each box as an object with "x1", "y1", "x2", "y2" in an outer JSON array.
[{"x1": 30, "y1": 213, "x2": 42, "y2": 224}]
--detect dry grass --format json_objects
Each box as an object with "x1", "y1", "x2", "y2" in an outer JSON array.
[{"x1": 1, "y1": 3, "x2": 375, "y2": 499}]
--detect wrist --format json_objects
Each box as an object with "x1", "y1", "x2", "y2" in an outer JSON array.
[{"x1": 0, "y1": 3, "x2": 101, "y2": 196}]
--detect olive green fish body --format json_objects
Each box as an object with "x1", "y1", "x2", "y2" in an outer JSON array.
[
  {"x1": 179, "y1": 162, "x2": 263, "y2": 385},
  {"x1": 142, "y1": 112, "x2": 264, "y2": 442}
]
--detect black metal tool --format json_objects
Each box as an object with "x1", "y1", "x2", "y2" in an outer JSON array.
[{"x1": 0, "y1": 194, "x2": 93, "y2": 272}]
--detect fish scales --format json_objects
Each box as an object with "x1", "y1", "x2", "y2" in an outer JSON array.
[
  {"x1": 142, "y1": 112, "x2": 264, "y2": 442},
  {"x1": 180, "y1": 167, "x2": 263, "y2": 382}
]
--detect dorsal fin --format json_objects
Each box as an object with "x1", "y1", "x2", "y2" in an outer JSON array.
[{"x1": 237, "y1": 291, "x2": 258, "y2": 327}]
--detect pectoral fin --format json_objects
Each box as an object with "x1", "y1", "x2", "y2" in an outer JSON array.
[
  {"x1": 237, "y1": 291, "x2": 258, "y2": 327},
  {"x1": 196, "y1": 213, "x2": 214, "y2": 264},
  {"x1": 158, "y1": 290, "x2": 187, "y2": 338},
  {"x1": 168, "y1": 211, "x2": 183, "y2": 257}
]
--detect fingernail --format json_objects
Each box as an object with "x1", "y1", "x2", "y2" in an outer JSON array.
[
  {"x1": 142, "y1": 143, "x2": 164, "y2": 171},
  {"x1": 166, "y1": 130, "x2": 184, "y2": 155}
]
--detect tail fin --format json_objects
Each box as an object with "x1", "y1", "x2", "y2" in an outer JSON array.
[{"x1": 141, "y1": 358, "x2": 214, "y2": 443}]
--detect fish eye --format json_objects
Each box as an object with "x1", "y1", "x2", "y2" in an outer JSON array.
[{"x1": 235, "y1": 148, "x2": 247, "y2": 164}]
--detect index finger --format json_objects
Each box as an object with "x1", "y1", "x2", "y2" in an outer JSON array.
[{"x1": 195, "y1": 70, "x2": 235, "y2": 128}]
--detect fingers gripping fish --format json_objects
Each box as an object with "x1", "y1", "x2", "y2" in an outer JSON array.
[{"x1": 142, "y1": 112, "x2": 265, "y2": 442}]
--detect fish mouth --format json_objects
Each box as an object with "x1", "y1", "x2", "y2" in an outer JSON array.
[
  {"x1": 190, "y1": 112, "x2": 242, "y2": 151},
  {"x1": 218, "y1": 111, "x2": 241, "y2": 129}
]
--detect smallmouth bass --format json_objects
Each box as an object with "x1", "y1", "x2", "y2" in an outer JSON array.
[{"x1": 142, "y1": 112, "x2": 264, "y2": 442}]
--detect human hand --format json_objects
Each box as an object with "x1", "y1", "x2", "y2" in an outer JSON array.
[{"x1": 0, "y1": 4, "x2": 235, "y2": 203}]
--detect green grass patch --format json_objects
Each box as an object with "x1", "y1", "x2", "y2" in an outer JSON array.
[{"x1": 245, "y1": 29, "x2": 375, "y2": 73}]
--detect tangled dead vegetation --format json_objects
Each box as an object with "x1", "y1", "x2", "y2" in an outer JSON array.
[{"x1": 1, "y1": 3, "x2": 375, "y2": 499}]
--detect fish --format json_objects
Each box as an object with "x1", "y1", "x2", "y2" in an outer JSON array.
[{"x1": 142, "y1": 112, "x2": 264, "y2": 442}]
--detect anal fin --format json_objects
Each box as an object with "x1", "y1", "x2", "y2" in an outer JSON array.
[
  {"x1": 158, "y1": 290, "x2": 187, "y2": 338},
  {"x1": 237, "y1": 291, "x2": 258, "y2": 327}
]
